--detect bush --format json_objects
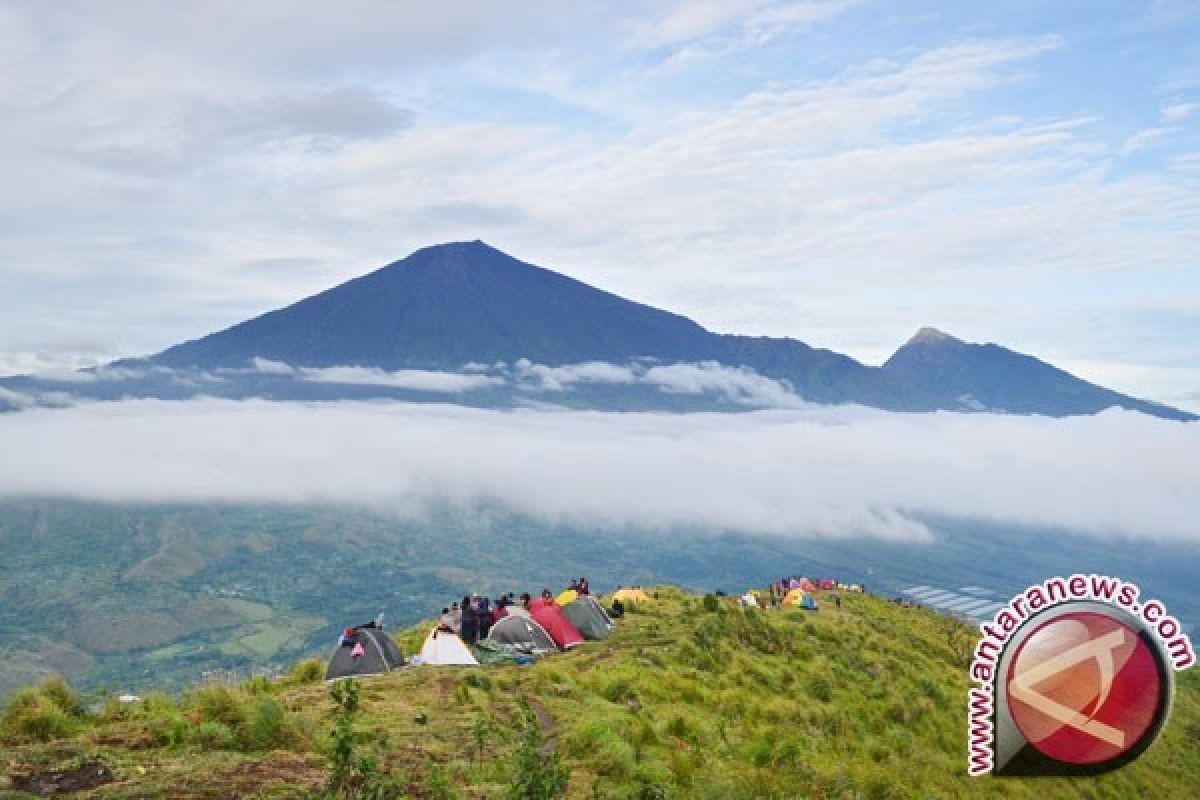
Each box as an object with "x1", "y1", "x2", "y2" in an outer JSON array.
[
  {"x1": 1, "y1": 687, "x2": 76, "y2": 741},
  {"x1": 191, "y1": 720, "x2": 237, "y2": 750},
  {"x1": 702, "y1": 594, "x2": 720, "y2": 613},
  {"x1": 809, "y1": 675, "x2": 834, "y2": 703},
  {"x1": 288, "y1": 658, "x2": 326, "y2": 685},
  {"x1": 246, "y1": 696, "x2": 289, "y2": 751},
  {"x1": 39, "y1": 676, "x2": 84, "y2": 717},
  {"x1": 191, "y1": 683, "x2": 248, "y2": 729}
]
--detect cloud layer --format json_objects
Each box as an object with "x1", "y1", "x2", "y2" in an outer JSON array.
[{"x1": 0, "y1": 399, "x2": 1194, "y2": 543}]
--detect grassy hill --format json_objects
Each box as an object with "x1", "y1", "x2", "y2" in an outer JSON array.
[{"x1": 2, "y1": 587, "x2": 1197, "y2": 799}]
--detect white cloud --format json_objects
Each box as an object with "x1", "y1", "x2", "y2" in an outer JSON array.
[
  {"x1": 1121, "y1": 126, "x2": 1174, "y2": 156},
  {"x1": 642, "y1": 362, "x2": 805, "y2": 407},
  {"x1": 1162, "y1": 101, "x2": 1195, "y2": 122},
  {"x1": 516, "y1": 359, "x2": 638, "y2": 391},
  {"x1": 295, "y1": 365, "x2": 501, "y2": 392},
  {"x1": 511, "y1": 359, "x2": 804, "y2": 406},
  {"x1": 243, "y1": 357, "x2": 499, "y2": 391},
  {"x1": 0, "y1": 400, "x2": 1195, "y2": 544}
]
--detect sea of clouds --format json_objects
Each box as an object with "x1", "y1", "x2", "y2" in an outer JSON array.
[{"x1": 0, "y1": 397, "x2": 1194, "y2": 543}]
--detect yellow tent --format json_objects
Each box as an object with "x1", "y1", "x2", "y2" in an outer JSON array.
[
  {"x1": 612, "y1": 588, "x2": 650, "y2": 604},
  {"x1": 556, "y1": 589, "x2": 579, "y2": 606},
  {"x1": 782, "y1": 588, "x2": 815, "y2": 606}
]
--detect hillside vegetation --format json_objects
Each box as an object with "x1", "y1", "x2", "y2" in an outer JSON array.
[{"x1": 2, "y1": 587, "x2": 1197, "y2": 799}]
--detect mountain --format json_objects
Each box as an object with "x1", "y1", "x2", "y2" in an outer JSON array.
[
  {"x1": 4, "y1": 585, "x2": 1198, "y2": 798},
  {"x1": 4, "y1": 240, "x2": 1193, "y2": 419},
  {"x1": 880, "y1": 327, "x2": 1187, "y2": 418}
]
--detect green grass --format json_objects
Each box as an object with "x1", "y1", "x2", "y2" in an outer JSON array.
[{"x1": 1, "y1": 587, "x2": 1197, "y2": 799}]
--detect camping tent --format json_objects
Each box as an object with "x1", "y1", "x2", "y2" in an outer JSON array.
[
  {"x1": 612, "y1": 588, "x2": 650, "y2": 604},
  {"x1": 798, "y1": 578, "x2": 816, "y2": 592},
  {"x1": 818, "y1": 579, "x2": 835, "y2": 590},
  {"x1": 325, "y1": 627, "x2": 405, "y2": 681},
  {"x1": 740, "y1": 591, "x2": 759, "y2": 608},
  {"x1": 782, "y1": 589, "x2": 818, "y2": 610},
  {"x1": 418, "y1": 627, "x2": 479, "y2": 666},
  {"x1": 556, "y1": 588, "x2": 579, "y2": 606},
  {"x1": 530, "y1": 601, "x2": 584, "y2": 649},
  {"x1": 487, "y1": 615, "x2": 558, "y2": 654},
  {"x1": 561, "y1": 596, "x2": 613, "y2": 641}
]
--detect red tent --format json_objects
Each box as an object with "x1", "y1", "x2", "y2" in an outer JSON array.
[
  {"x1": 799, "y1": 578, "x2": 816, "y2": 592},
  {"x1": 530, "y1": 601, "x2": 584, "y2": 649},
  {"x1": 818, "y1": 579, "x2": 835, "y2": 590}
]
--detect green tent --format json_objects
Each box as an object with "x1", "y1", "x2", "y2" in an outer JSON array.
[{"x1": 561, "y1": 596, "x2": 614, "y2": 641}]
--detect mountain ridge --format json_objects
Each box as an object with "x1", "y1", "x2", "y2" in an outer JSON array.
[{"x1": 6, "y1": 240, "x2": 1194, "y2": 419}]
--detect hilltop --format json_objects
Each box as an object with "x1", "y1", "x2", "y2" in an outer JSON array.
[{"x1": 2, "y1": 586, "x2": 1197, "y2": 798}]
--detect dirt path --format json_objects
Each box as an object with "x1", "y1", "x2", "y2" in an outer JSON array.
[{"x1": 526, "y1": 696, "x2": 557, "y2": 756}]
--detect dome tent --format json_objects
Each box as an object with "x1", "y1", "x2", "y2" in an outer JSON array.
[
  {"x1": 418, "y1": 626, "x2": 479, "y2": 666},
  {"x1": 325, "y1": 626, "x2": 405, "y2": 681},
  {"x1": 486, "y1": 615, "x2": 558, "y2": 654},
  {"x1": 561, "y1": 595, "x2": 614, "y2": 641},
  {"x1": 530, "y1": 600, "x2": 585, "y2": 649}
]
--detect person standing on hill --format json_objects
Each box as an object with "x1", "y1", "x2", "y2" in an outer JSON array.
[
  {"x1": 477, "y1": 596, "x2": 493, "y2": 639},
  {"x1": 578, "y1": 577, "x2": 590, "y2": 595},
  {"x1": 520, "y1": 592, "x2": 533, "y2": 612},
  {"x1": 460, "y1": 595, "x2": 478, "y2": 645}
]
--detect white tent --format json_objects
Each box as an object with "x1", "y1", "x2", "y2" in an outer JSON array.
[{"x1": 418, "y1": 627, "x2": 479, "y2": 666}]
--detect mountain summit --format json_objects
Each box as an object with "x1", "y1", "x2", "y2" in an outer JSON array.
[
  {"x1": 5, "y1": 241, "x2": 1189, "y2": 419},
  {"x1": 154, "y1": 240, "x2": 714, "y2": 371}
]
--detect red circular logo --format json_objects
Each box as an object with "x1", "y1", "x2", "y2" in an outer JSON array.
[{"x1": 1006, "y1": 611, "x2": 1161, "y2": 765}]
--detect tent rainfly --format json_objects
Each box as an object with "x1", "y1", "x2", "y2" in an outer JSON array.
[{"x1": 325, "y1": 627, "x2": 405, "y2": 681}]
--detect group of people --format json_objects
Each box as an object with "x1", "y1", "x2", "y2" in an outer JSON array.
[{"x1": 436, "y1": 578, "x2": 597, "y2": 645}]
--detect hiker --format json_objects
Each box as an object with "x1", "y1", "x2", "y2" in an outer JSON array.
[
  {"x1": 520, "y1": 592, "x2": 533, "y2": 611},
  {"x1": 449, "y1": 602, "x2": 462, "y2": 632},
  {"x1": 439, "y1": 607, "x2": 457, "y2": 632},
  {"x1": 578, "y1": 577, "x2": 590, "y2": 595},
  {"x1": 610, "y1": 597, "x2": 625, "y2": 618},
  {"x1": 568, "y1": 579, "x2": 580, "y2": 592},
  {"x1": 540, "y1": 588, "x2": 554, "y2": 606},
  {"x1": 833, "y1": 593, "x2": 842, "y2": 609},
  {"x1": 461, "y1": 595, "x2": 479, "y2": 645},
  {"x1": 477, "y1": 596, "x2": 493, "y2": 639},
  {"x1": 492, "y1": 597, "x2": 508, "y2": 624}
]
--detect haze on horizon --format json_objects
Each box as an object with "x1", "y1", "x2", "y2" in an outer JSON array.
[{"x1": 1, "y1": 2, "x2": 1197, "y2": 409}]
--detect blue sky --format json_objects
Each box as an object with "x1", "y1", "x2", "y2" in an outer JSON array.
[{"x1": 1, "y1": 1, "x2": 1197, "y2": 409}]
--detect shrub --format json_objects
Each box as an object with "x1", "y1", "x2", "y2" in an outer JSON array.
[
  {"x1": 191, "y1": 683, "x2": 248, "y2": 729},
  {"x1": 287, "y1": 658, "x2": 326, "y2": 685},
  {"x1": 242, "y1": 674, "x2": 275, "y2": 695},
  {"x1": 702, "y1": 594, "x2": 719, "y2": 613},
  {"x1": 1, "y1": 687, "x2": 75, "y2": 741},
  {"x1": 246, "y1": 696, "x2": 289, "y2": 751},
  {"x1": 39, "y1": 676, "x2": 84, "y2": 717},
  {"x1": 191, "y1": 720, "x2": 237, "y2": 750}
]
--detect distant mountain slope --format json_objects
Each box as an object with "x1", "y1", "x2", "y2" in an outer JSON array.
[
  {"x1": 880, "y1": 327, "x2": 1189, "y2": 418},
  {"x1": 18, "y1": 240, "x2": 1192, "y2": 419},
  {"x1": 154, "y1": 241, "x2": 715, "y2": 370}
]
